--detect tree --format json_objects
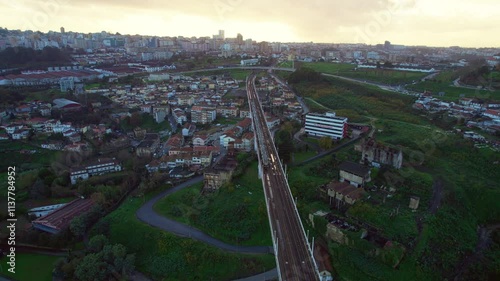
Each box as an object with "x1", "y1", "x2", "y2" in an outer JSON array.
[
  {"x1": 88, "y1": 234, "x2": 108, "y2": 253},
  {"x1": 75, "y1": 253, "x2": 107, "y2": 281},
  {"x1": 69, "y1": 215, "x2": 86, "y2": 238},
  {"x1": 383, "y1": 61, "x2": 394, "y2": 68},
  {"x1": 282, "y1": 121, "x2": 294, "y2": 138},
  {"x1": 129, "y1": 112, "x2": 142, "y2": 127},
  {"x1": 90, "y1": 192, "x2": 106, "y2": 206},
  {"x1": 318, "y1": 136, "x2": 333, "y2": 150}
]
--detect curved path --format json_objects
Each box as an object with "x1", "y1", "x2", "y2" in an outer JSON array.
[{"x1": 136, "y1": 176, "x2": 273, "y2": 255}]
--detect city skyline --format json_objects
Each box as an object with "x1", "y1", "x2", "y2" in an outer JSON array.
[{"x1": 1, "y1": 0, "x2": 500, "y2": 48}]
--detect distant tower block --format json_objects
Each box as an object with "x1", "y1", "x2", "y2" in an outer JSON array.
[
  {"x1": 409, "y1": 196, "x2": 420, "y2": 210},
  {"x1": 60, "y1": 27, "x2": 65, "y2": 34}
]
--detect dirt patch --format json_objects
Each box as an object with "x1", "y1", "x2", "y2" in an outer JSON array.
[
  {"x1": 452, "y1": 223, "x2": 500, "y2": 280},
  {"x1": 429, "y1": 178, "x2": 444, "y2": 214}
]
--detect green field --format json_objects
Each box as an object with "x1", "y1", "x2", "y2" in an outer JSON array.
[
  {"x1": 407, "y1": 80, "x2": 500, "y2": 101},
  {"x1": 340, "y1": 69, "x2": 427, "y2": 85},
  {"x1": 99, "y1": 186, "x2": 275, "y2": 280},
  {"x1": 292, "y1": 151, "x2": 317, "y2": 164},
  {"x1": 0, "y1": 253, "x2": 61, "y2": 281},
  {"x1": 0, "y1": 141, "x2": 60, "y2": 171},
  {"x1": 154, "y1": 162, "x2": 272, "y2": 247},
  {"x1": 301, "y1": 62, "x2": 429, "y2": 85},
  {"x1": 302, "y1": 62, "x2": 356, "y2": 73}
]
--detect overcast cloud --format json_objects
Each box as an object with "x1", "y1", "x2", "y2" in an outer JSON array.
[{"x1": 1, "y1": 0, "x2": 499, "y2": 47}]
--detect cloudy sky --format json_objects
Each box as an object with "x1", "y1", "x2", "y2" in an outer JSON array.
[{"x1": 1, "y1": 0, "x2": 499, "y2": 47}]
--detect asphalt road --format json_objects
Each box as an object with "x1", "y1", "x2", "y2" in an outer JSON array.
[{"x1": 135, "y1": 176, "x2": 273, "y2": 254}]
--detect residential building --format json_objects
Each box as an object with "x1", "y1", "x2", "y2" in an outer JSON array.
[
  {"x1": 219, "y1": 132, "x2": 237, "y2": 148},
  {"x1": 326, "y1": 181, "x2": 366, "y2": 209},
  {"x1": 240, "y1": 109, "x2": 251, "y2": 118},
  {"x1": 182, "y1": 123, "x2": 196, "y2": 137},
  {"x1": 172, "y1": 108, "x2": 187, "y2": 125},
  {"x1": 11, "y1": 128, "x2": 30, "y2": 140},
  {"x1": 241, "y1": 132, "x2": 255, "y2": 152},
  {"x1": 266, "y1": 116, "x2": 281, "y2": 129},
  {"x1": 305, "y1": 112, "x2": 347, "y2": 140},
  {"x1": 217, "y1": 106, "x2": 239, "y2": 117},
  {"x1": 338, "y1": 161, "x2": 371, "y2": 187},
  {"x1": 191, "y1": 106, "x2": 216, "y2": 124},
  {"x1": 203, "y1": 155, "x2": 238, "y2": 190},
  {"x1": 177, "y1": 95, "x2": 195, "y2": 106},
  {"x1": 70, "y1": 158, "x2": 122, "y2": 185},
  {"x1": 136, "y1": 133, "x2": 160, "y2": 157},
  {"x1": 193, "y1": 134, "x2": 209, "y2": 146},
  {"x1": 236, "y1": 118, "x2": 253, "y2": 133}
]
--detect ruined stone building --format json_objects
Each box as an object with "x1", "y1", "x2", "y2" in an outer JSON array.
[{"x1": 358, "y1": 138, "x2": 403, "y2": 169}]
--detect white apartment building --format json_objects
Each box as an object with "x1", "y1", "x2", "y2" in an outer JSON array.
[{"x1": 305, "y1": 112, "x2": 347, "y2": 140}]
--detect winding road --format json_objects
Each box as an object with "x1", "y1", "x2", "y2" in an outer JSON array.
[{"x1": 136, "y1": 176, "x2": 273, "y2": 254}]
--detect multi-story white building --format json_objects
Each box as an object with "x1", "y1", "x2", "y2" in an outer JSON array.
[
  {"x1": 70, "y1": 158, "x2": 122, "y2": 185},
  {"x1": 305, "y1": 112, "x2": 347, "y2": 140}
]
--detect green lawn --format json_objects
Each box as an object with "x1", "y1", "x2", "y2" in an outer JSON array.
[
  {"x1": 154, "y1": 162, "x2": 272, "y2": 247},
  {"x1": 292, "y1": 151, "x2": 317, "y2": 164},
  {"x1": 100, "y1": 185, "x2": 275, "y2": 281},
  {"x1": 302, "y1": 137, "x2": 320, "y2": 145},
  {"x1": 0, "y1": 253, "x2": 61, "y2": 281}
]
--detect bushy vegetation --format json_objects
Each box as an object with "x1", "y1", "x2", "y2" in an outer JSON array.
[
  {"x1": 288, "y1": 67, "x2": 323, "y2": 84},
  {"x1": 53, "y1": 235, "x2": 135, "y2": 281},
  {"x1": 155, "y1": 161, "x2": 272, "y2": 246},
  {"x1": 98, "y1": 188, "x2": 275, "y2": 280}
]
